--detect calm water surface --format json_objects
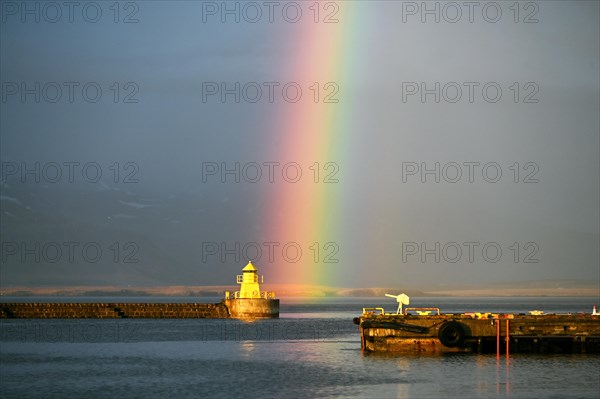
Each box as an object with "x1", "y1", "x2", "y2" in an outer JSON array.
[{"x1": 1, "y1": 297, "x2": 599, "y2": 398}]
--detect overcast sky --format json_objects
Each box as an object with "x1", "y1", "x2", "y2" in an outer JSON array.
[{"x1": 1, "y1": 1, "x2": 598, "y2": 289}]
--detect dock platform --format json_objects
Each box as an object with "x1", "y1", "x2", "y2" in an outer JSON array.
[{"x1": 355, "y1": 312, "x2": 600, "y2": 354}]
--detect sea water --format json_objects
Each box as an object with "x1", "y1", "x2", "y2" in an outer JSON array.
[{"x1": 1, "y1": 297, "x2": 599, "y2": 398}]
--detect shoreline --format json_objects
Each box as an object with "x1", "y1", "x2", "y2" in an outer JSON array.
[{"x1": 1, "y1": 285, "x2": 598, "y2": 298}]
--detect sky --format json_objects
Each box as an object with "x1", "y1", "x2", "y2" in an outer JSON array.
[{"x1": 0, "y1": 1, "x2": 598, "y2": 291}]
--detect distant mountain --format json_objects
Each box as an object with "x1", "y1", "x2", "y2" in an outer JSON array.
[{"x1": 1, "y1": 282, "x2": 597, "y2": 298}]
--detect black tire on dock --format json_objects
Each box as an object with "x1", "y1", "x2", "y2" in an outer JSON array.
[{"x1": 438, "y1": 321, "x2": 466, "y2": 348}]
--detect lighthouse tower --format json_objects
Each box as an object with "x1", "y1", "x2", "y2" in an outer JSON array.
[
  {"x1": 223, "y1": 261, "x2": 279, "y2": 318},
  {"x1": 237, "y1": 261, "x2": 263, "y2": 299}
]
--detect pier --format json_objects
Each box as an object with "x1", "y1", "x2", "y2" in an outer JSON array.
[
  {"x1": 1, "y1": 262, "x2": 279, "y2": 319},
  {"x1": 0, "y1": 302, "x2": 230, "y2": 319},
  {"x1": 356, "y1": 311, "x2": 600, "y2": 354}
]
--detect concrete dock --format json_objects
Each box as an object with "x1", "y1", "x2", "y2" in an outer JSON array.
[{"x1": 356, "y1": 313, "x2": 600, "y2": 353}]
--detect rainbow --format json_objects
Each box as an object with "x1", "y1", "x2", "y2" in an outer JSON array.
[{"x1": 264, "y1": 2, "x2": 367, "y2": 286}]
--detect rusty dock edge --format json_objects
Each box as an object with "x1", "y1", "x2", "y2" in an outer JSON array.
[{"x1": 355, "y1": 314, "x2": 600, "y2": 354}]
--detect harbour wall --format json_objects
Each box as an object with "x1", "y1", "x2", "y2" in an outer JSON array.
[{"x1": 0, "y1": 302, "x2": 230, "y2": 319}]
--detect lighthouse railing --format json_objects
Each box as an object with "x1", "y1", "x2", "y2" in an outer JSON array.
[{"x1": 232, "y1": 291, "x2": 276, "y2": 299}]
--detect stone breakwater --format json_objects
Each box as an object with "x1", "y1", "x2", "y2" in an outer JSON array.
[{"x1": 0, "y1": 302, "x2": 230, "y2": 319}]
